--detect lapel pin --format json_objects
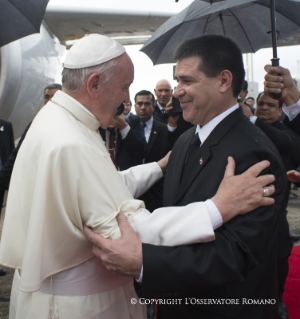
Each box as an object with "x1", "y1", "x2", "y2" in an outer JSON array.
[
  {"x1": 0, "y1": 126, "x2": 4, "y2": 131},
  {"x1": 199, "y1": 158, "x2": 203, "y2": 165}
]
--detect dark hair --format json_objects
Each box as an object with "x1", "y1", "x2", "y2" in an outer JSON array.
[
  {"x1": 44, "y1": 83, "x2": 62, "y2": 92},
  {"x1": 257, "y1": 91, "x2": 283, "y2": 108},
  {"x1": 246, "y1": 97, "x2": 255, "y2": 101},
  {"x1": 134, "y1": 90, "x2": 155, "y2": 104},
  {"x1": 242, "y1": 80, "x2": 248, "y2": 91},
  {"x1": 174, "y1": 35, "x2": 245, "y2": 98}
]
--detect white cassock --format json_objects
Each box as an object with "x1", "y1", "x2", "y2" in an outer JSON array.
[{"x1": 0, "y1": 91, "x2": 215, "y2": 319}]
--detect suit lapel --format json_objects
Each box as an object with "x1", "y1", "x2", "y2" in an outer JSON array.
[
  {"x1": 173, "y1": 108, "x2": 245, "y2": 205},
  {"x1": 177, "y1": 139, "x2": 211, "y2": 203},
  {"x1": 167, "y1": 128, "x2": 195, "y2": 205}
]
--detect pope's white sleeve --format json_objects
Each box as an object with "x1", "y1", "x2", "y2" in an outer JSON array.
[
  {"x1": 128, "y1": 202, "x2": 215, "y2": 246},
  {"x1": 118, "y1": 162, "x2": 163, "y2": 198}
]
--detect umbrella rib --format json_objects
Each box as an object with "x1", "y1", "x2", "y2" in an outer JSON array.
[
  {"x1": 7, "y1": 0, "x2": 42, "y2": 31},
  {"x1": 203, "y1": 14, "x2": 211, "y2": 34},
  {"x1": 228, "y1": 9, "x2": 254, "y2": 52}
]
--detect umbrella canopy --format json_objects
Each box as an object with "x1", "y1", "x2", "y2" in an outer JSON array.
[
  {"x1": 141, "y1": 0, "x2": 300, "y2": 65},
  {"x1": 201, "y1": 0, "x2": 226, "y2": 3},
  {"x1": 0, "y1": 0, "x2": 50, "y2": 48}
]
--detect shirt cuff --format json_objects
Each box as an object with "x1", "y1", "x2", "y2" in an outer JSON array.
[
  {"x1": 249, "y1": 115, "x2": 257, "y2": 124},
  {"x1": 205, "y1": 199, "x2": 223, "y2": 230},
  {"x1": 167, "y1": 125, "x2": 177, "y2": 132},
  {"x1": 135, "y1": 265, "x2": 143, "y2": 283},
  {"x1": 283, "y1": 99, "x2": 300, "y2": 121},
  {"x1": 119, "y1": 124, "x2": 130, "y2": 139}
]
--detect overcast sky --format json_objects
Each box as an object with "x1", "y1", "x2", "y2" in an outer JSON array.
[{"x1": 49, "y1": 0, "x2": 300, "y2": 105}]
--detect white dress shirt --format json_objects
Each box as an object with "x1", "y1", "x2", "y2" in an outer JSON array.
[
  {"x1": 143, "y1": 117, "x2": 153, "y2": 143},
  {"x1": 282, "y1": 98, "x2": 300, "y2": 121}
]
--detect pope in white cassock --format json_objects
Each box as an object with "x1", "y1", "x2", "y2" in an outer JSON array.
[{"x1": 0, "y1": 34, "x2": 274, "y2": 319}]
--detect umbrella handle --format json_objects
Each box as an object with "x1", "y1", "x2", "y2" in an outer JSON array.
[{"x1": 271, "y1": 58, "x2": 282, "y2": 99}]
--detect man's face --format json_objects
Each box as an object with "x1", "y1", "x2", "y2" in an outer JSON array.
[
  {"x1": 173, "y1": 56, "x2": 221, "y2": 126},
  {"x1": 44, "y1": 88, "x2": 59, "y2": 105},
  {"x1": 123, "y1": 102, "x2": 131, "y2": 115},
  {"x1": 255, "y1": 94, "x2": 282, "y2": 124},
  {"x1": 135, "y1": 95, "x2": 154, "y2": 122},
  {"x1": 246, "y1": 98, "x2": 254, "y2": 107},
  {"x1": 97, "y1": 54, "x2": 134, "y2": 128},
  {"x1": 154, "y1": 81, "x2": 172, "y2": 108}
]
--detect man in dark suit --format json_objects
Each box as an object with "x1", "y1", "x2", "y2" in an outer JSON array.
[
  {"x1": 85, "y1": 35, "x2": 286, "y2": 319},
  {"x1": 134, "y1": 90, "x2": 168, "y2": 213},
  {"x1": 153, "y1": 79, "x2": 194, "y2": 154},
  {"x1": 135, "y1": 90, "x2": 167, "y2": 163},
  {"x1": 242, "y1": 92, "x2": 299, "y2": 319},
  {"x1": 264, "y1": 65, "x2": 300, "y2": 137},
  {"x1": 0, "y1": 118, "x2": 14, "y2": 276},
  {"x1": 0, "y1": 119, "x2": 14, "y2": 209},
  {"x1": 99, "y1": 109, "x2": 146, "y2": 171}
]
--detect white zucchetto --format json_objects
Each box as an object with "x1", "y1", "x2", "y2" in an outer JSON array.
[{"x1": 63, "y1": 34, "x2": 125, "y2": 69}]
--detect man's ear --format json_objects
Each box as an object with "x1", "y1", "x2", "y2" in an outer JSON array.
[
  {"x1": 279, "y1": 107, "x2": 283, "y2": 116},
  {"x1": 218, "y1": 70, "x2": 233, "y2": 94},
  {"x1": 86, "y1": 73, "x2": 101, "y2": 99}
]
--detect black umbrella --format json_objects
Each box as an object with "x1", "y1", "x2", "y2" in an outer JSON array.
[
  {"x1": 141, "y1": 0, "x2": 300, "y2": 65},
  {"x1": 0, "y1": 0, "x2": 50, "y2": 48}
]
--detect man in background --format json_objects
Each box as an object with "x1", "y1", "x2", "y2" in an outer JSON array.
[
  {"x1": 242, "y1": 92, "x2": 299, "y2": 319},
  {"x1": 0, "y1": 117, "x2": 14, "y2": 277},
  {"x1": 135, "y1": 90, "x2": 167, "y2": 213}
]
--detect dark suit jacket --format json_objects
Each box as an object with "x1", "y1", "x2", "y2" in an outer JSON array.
[
  {"x1": 255, "y1": 118, "x2": 299, "y2": 171},
  {"x1": 144, "y1": 119, "x2": 167, "y2": 164},
  {"x1": 0, "y1": 122, "x2": 31, "y2": 192},
  {"x1": 284, "y1": 112, "x2": 300, "y2": 136},
  {"x1": 138, "y1": 119, "x2": 167, "y2": 212},
  {"x1": 99, "y1": 114, "x2": 146, "y2": 171},
  {"x1": 115, "y1": 113, "x2": 146, "y2": 171},
  {"x1": 138, "y1": 108, "x2": 287, "y2": 319},
  {"x1": 0, "y1": 119, "x2": 15, "y2": 207}
]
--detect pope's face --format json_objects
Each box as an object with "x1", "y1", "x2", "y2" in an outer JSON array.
[
  {"x1": 98, "y1": 54, "x2": 134, "y2": 128},
  {"x1": 174, "y1": 56, "x2": 221, "y2": 126}
]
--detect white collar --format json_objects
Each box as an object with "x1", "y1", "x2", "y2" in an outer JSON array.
[
  {"x1": 144, "y1": 117, "x2": 153, "y2": 129},
  {"x1": 195, "y1": 103, "x2": 239, "y2": 144},
  {"x1": 60, "y1": 91, "x2": 96, "y2": 119}
]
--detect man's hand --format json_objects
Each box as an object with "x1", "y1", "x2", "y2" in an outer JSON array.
[
  {"x1": 111, "y1": 114, "x2": 127, "y2": 129},
  {"x1": 240, "y1": 103, "x2": 253, "y2": 118},
  {"x1": 157, "y1": 151, "x2": 171, "y2": 172},
  {"x1": 287, "y1": 170, "x2": 300, "y2": 183},
  {"x1": 83, "y1": 212, "x2": 142, "y2": 278},
  {"x1": 166, "y1": 98, "x2": 179, "y2": 127},
  {"x1": 264, "y1": 65, "x2": 300, "y2": 106},
  {"x1": 211, "y1": 157, "x2": 275, "y2": 223}
]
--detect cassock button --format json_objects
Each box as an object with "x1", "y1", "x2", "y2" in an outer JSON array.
[{"x1": 154, "y1": 131, "x2": 157, "y2": 134}]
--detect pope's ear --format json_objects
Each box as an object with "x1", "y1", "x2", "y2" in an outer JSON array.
[{"x1": 86, "y1": 73, "x2": 101, "y2": 99}]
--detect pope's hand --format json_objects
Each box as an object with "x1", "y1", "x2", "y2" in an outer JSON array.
[
  {"x1": 157, "y1": 151, "x2": 171, "y2": 172},
  {"x1": 83, "y1": 212, "x2": 142, "y2": 278}
]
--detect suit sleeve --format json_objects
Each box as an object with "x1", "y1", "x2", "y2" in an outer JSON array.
[
  {"x1": 255, "y1": 118, "x2": 298, "y2": 154},
  {"x1": 284, "y1": 112, "x2": 300, "y2": 136},
  {"x1": 139, "y1": 150, "x2": 287, "y2": 297}
]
